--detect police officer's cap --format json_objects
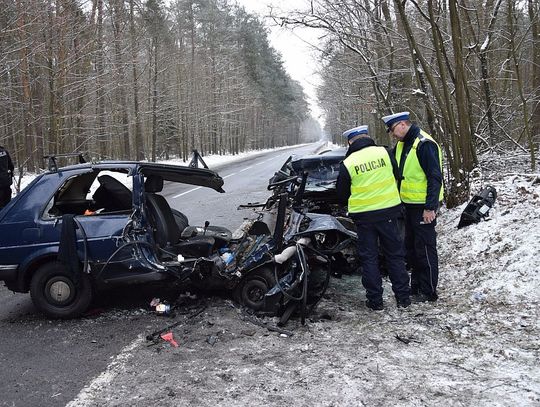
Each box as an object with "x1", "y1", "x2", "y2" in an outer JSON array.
[
  {"x1": 381, "y1": 112, "x2": 410, "y2": 132},
  {"x1": 342, "y1": 125, "x2": 368, "y2": 140}
]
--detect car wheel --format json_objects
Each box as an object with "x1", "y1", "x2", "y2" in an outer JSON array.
[
  {"x1": 30, "y1": 262, "x2": 93, "y2": 319},
  {"x1": 237, "y1": 268, "x2": 276, "y2": 312}
]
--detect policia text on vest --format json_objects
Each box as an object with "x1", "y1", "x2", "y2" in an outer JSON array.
[
  {"x1": 343, "y1": 146, "x2": 401, "y2": 214},
  {"x1": 350, "y1": 158, "x2": 387, "y2": 175}
]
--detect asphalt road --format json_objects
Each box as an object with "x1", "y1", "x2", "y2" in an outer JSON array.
[
  {"x1": 0, "y1": 143, "x2": 321, "y2": 407},
  {"x1": 164, "y1": 143, "x2": 320, "y2": 231}
]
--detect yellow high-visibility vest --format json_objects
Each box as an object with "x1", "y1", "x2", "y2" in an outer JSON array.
[
  {"x1": 395, "y1": 130, "x2": 444, "y2": 204},
  {"x1": 343, "y1": 146, "x2": 401, "y2": 213}
]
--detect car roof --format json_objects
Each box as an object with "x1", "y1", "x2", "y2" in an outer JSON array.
[{"x1": 139, "y1": 162, "x2": 224, "y2": 192}]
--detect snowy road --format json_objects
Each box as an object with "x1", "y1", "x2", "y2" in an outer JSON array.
[{"x1": 163, "y1": 143, "x2": 318, "y2": 231}]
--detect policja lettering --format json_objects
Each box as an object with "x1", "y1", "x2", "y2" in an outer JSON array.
[{"x1": 354, "y1": 158, "x2": 387, "y2": 175}]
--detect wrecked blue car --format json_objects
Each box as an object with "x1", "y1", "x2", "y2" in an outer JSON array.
[
  {"x1": 0, "y1": 155, "x2": 230, "y2": 318},
  {"x1": 0, "y1": 152, "x2": 349, "y2": 323}
]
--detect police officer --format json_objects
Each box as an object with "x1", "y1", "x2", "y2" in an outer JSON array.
[
  {"x1": 336, "y1": 125, "x2": 410, "y2": 310},
  {"x1": 381, "y1": 112, "x2": 443, "y2": 303},
  {"x1": 0, "y1": 145, "x2": 14, "y2": 209}
]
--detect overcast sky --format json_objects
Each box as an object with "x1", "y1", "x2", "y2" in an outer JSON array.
[{"x1": 234, "y1": 0, "x2": 324, "y2": 124}]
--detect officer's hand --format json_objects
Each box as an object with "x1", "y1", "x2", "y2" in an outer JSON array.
[{"x1": 423, "y1": 209, "x2": 436, "y2": 224}]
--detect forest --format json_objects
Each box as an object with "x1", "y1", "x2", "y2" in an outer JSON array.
[
  {"x1": 1, "y1": 0, "x2": 539, "y2": 206},
  {"x1": 282, "y1": 0, "x2": 539, "y2": 205},
  {"x1": 0, "y1": 0, "x2": 312, "y2": 172}
]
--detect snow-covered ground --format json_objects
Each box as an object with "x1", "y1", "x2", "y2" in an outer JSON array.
[
  {"x1": 65, "y1": 150, "x2": 539, "y2": 406},
  {"x1": 442, "y1": 152, "x2": 540, "y2": 302}
]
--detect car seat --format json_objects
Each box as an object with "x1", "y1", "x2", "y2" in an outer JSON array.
[
  {"x1": 144, "y1": 175, "x2": 215, "y2": 257},
  {"x1": 92, "y1": 174, "x2": 132, "y2": 212}
]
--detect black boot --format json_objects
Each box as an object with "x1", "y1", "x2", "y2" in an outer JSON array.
[{"x1": 365, "y1": 300, "x2": 384, "y2": 311}]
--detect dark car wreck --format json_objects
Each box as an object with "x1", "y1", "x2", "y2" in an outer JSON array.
[
  {"x1": 0, "y1": 152, "x2": 353, "y2": 322},
  {"x1": 268, "y1": 147, "x2": 347, "y2": 215},
  {"x1": 264, "y1": 148, "x2": 359, "y2": 276},
  {"x1": 0, "y1": 157, "x2": 233, "y2": 318}
]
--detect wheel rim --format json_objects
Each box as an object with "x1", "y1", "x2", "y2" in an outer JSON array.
[
  {"x1": 247, "y1": 285, "x2": 265, "y2": 303},
  {"x1": 242, "y1": 279, "x2": 268, "y2": 309},
  {"x1": 45, "y1": 277, "x2": 76, "y2": 305}
]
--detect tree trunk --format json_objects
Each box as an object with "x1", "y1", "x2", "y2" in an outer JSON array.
[
  {"x1": 112, "y1": 0, "x2": 131, "y2": 159},
  {"x1": 129, "y1": 0, "x2": 144, "y2": 160},
  {"x1": 529, "y1": 0, "x2": 540, "y2": 167},
  {"x1": 95, "y1": 0, "x2": 106, "y2": 158},
  {"x1": 508, "y1": 1, "x2": 535, "y2": 170},
  {"x1": 151, "y1": 39, "x2": 158, "y2": 162},
  {"x1": 17, "y1": 0, "x2": 35, "y2": 171},
  {"x1": 448, "y1": 0, "x2": 476, "y2": 203}
]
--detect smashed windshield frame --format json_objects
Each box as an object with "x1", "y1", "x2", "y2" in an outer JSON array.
[{"x1": 289, "y1": 148, "x2": 346, "y2": 192}]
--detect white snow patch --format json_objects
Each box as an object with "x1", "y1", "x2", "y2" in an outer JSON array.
[
  {"x1": 480, "y1": 36, "x2": 490, "y2": 52},
  {"x1": 439, "y1": 154, "x2": 540, "y2": 303}
]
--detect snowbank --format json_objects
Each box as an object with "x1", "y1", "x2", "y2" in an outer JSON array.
[{"x1": 439, "y1": 152, "x2": 540, "y2": 303}]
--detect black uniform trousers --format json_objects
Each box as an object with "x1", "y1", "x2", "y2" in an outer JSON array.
[
  {"x1": 404, "y1": 206, "x2": 438, "y2": 300},
  {"x1": 354, "y1": 217, "x2": 410, "y2": 305},
  {"x1": 0, "y1": 186, "x2": 11, "y2": 209}
]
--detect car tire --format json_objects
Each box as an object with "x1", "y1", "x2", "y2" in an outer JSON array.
[
  {"x1": 236, "y1": 267, "x2": 276, "y2": 312},
  {"x1": 30, "y1": 262, "x2": 93, "y2": 319}
]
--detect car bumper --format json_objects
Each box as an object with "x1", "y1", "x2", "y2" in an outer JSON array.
[{"x1": 0, "y1": 265, "x2": 18, "y2": 281}]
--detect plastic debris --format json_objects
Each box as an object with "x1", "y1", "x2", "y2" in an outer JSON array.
[
  {"x1": 206, "y1": 335, "x2": 218, "y2": 346},
  {"x1": 160, "y1": 332, "x2": 179, "y2": 347},
  {"x1": 220, "y1": 251, "x2": 234, "y2": 265},
  {"x1": 150, "y1": 297, "x2": 172, "y2": 315},
  {"x1": 458, "y1": 186, "x2": 497, "y2": 228},
  {"x1": 156, "y1": 303, "x2": 171, "y2": 315}
]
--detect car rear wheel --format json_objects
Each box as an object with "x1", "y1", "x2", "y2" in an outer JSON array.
[{"x1": 30, "y1": 262, "x2": 93, "y2": 319}]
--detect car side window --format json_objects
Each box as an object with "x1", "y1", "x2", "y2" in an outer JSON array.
[
  {"x1": 43, "y1": 170, "x2": 132, "y2": 219},
  {"x1": 88, "y1": 172, "x2": 132, "y2": 214}
]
